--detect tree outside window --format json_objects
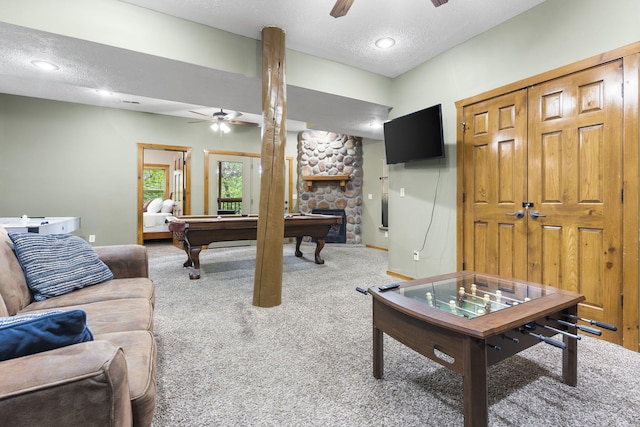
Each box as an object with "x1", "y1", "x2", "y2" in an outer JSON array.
[
  {"x1": 143, "y1": 164, "x2": 169, "y2": 202},
  {"x1": 218, "y1": 161, "x2": 243, "y2": 212}
]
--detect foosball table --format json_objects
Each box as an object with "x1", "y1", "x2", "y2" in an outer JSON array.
[{"x1": 367, "y1": 271, "x2": 617, "y2": 427}]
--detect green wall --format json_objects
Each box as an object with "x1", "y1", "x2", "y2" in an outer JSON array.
[
  {"x1": 0, "y1": 94, "x2": 300, "y2": 245},
  {"x1": 385, "y1": 0, "x2": 640, "y2": 278},
  {"x1": 1, "y1": 0, "x2": 640, "y2": 264}
]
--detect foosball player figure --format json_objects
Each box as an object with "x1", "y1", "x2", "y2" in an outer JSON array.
[
  {"x1": 483, "y1": 294, "x2": 492, "y2": 313},
  {"x1": 426, "y1": 292, "x2": 433, "y2": 307},
  {"x1": 458, "y1": 287, "x2": 465, "y2": 307},
  {"x1": 449, "y1": 299, "x2": 457, "y2": 315}
]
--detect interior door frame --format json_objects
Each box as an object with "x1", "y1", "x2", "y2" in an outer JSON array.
[
  {"x1": 137, "y1": 143, "x2": 192, "y2": 245},
  {"x1": 455, "y1": 42, "x2": 640, "y2": 352},
  {"x1": 204, "y1": 149, "x2": 294, "y2": 215}
]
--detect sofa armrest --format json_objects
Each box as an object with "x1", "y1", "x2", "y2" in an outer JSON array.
[
  {"x1": 0, "y1": 341, "x2": 133, "y2": 427},
  {"x1": 95, "y1": 244, "x2": 149, "y2": 279}
]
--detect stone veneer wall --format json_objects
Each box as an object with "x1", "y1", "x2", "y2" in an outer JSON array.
[{"x1": 297, "y1": 131, "x2": 363, "y2": 244}]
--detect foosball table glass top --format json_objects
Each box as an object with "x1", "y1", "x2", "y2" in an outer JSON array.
[{"x1": 397, "y1": 273, "x2": 556, "y2": 319}]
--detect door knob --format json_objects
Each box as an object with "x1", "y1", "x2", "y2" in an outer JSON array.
[
  {"x1": 505, "y1": 210, "x2": 524, "y2": 219},
  {"x1": 529, "y1": 210, "x2": 546, "y2": 219}
]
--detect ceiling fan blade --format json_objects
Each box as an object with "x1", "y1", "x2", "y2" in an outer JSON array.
[
  {"x1": 330, "y1": 0, "x2": 354, "y2": 18},
  {"x1": 229, "y1": 120, "x2": 259, "y2": 127},
  {"x1": 188, "y1": 110, "x2": 212, "y2": 118},
  {"x1": 224, "y1": 111, "x2": 242, "y2": 121},
  {"x1": 188, "y1": 119, "x2": 210, "y2": 124},
  {"x1": 431, "y1": 0, "x2": 449, "y2": 7}
]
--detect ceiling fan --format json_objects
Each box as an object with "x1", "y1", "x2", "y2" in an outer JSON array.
[
  {"x1": 330, "y1": 0, "x2": 448, "y2": 18},
  {"x1": 188, "y1": 108, "x2": 258, "y2": 133}
]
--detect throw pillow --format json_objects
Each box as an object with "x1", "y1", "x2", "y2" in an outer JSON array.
[
  {"x1": 161, "y1": 199, "x2": 175, "y2": 213},
  {"x1": 8, "y1": 233, "x2": 114, "y2": 301},
  {"x1": 0, "y1": 309, "x2": 93, "y2": 361},
  {"x1": 146, "y1": 198, "x2": 163, "y2": 213}
]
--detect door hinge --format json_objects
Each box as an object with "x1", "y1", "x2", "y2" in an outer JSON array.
[
  {"x1": 621, "y1": 82, "x2": 624, "y2": 98},
  {"x1": 462, "y1": 261, "x2": 466, "y2": 270},
  {"x1": 462, "y1": 192, "x2": 466, "y2": 203},
  {"x1": 621, "y1": 188, "x2": 624, "y2": 203},
  {"x1": 621, "y1": 293, "x2": 624, "y2": 307}
]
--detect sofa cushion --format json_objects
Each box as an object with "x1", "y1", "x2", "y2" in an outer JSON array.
[
  {"x1": 0, "y1": 298, "x2": 8, "y2": 317},
  {"x1": 94, "y1": 330, "x2": 157, "y2": 427},
  {"x1": 22, "y1": 277, "x2": 155, "y2": 312},
  {"x1": 0, "y1": 309, "x2": 93, "y2": 361},
  {"x1": 0, "y1": 227, "x2": 32, "y2": 315},
  {"x1": 8, "y1": 233, "x2": 114, "y2": 301},
  {"x1": 19, "y1": 298, "x2": 154, "y2": 335}
]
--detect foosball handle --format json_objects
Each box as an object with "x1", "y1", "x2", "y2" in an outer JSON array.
[
  {"x1": 521, "y1": 329, "x2": 567, "y2": 350},
  {"x1": 537, "y1": 334, "x2": 566, "y2": 350},
  {"x1": 501, "y1": 333, "x2": 520, "y2": 344},
  {"x1": 591, "y1": 320, "x2": 617, "y2": 331}
]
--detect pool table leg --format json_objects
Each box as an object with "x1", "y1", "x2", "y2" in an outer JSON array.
[
  {"x1": 185, "y1": 246, "x2": 202, "y2": 280},
  {"x1": 314, "y1": 238, "x2": 326, "y2": 264},
  {"x1": 295, "y1": 236, "x2": 303, "y2": 257},
  {"x1": 294, "y1": 236, "x2": 326, "y2": 264}
]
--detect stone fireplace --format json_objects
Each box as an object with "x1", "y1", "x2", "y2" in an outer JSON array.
[{"x1": 297, "y1": 131, "x2": 363, "y2": 244}]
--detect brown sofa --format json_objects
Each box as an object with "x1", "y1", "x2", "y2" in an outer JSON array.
[{"x1": 0, "y1": 227, "x2": 157, "y2": 427}]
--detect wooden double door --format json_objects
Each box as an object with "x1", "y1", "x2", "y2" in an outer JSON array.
[{"x1": 460, "y1": 61, "x2": 623, "y2": 344}]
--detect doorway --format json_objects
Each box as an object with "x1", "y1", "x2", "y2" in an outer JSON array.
[
  {"x1": 137, "y1": 143, "x2": 192, "y2": 244},
  {"x1": 204, "y1": 150, "x2": 293, "y2": 216}
]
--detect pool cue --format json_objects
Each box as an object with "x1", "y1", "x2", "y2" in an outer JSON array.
[
  {"x1": 554, "y1": 319, "x2": 602, "y2": 336},
  {"x1": 560, "y1": 314, "x2": 617, "y2": 331}
]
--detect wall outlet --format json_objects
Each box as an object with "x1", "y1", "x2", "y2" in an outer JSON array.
[
  {"x1": 400, "y1": 188, "x2": 405, "y2": 197},
  {"x1": 89, "y1": 235, "x2": 96, "y2": 243},
  {"x1": 413, "y1": 250, "x2": 419, "y2": 261}
]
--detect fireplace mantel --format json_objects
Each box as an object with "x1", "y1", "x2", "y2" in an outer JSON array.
[{"x1": 302, "y1": 174, "x2": 351, "y2": 191}]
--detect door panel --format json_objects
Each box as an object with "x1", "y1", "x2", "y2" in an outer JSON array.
[
  {"x1": 463, "y1": 90, "x2": 528, "y2": 280},
  {"x1": 527, "y1": 61, "x2": 623, "y2": 343}
]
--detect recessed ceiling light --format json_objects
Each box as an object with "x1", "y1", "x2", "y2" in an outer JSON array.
[
  {"x1": 30, "y1": 60, "x2": 59, "y2": 71},
  {"x1": 375, "y1": 37, "x2": 396, "y2": 49},
  {"x1": 96, "y1": 89, "x2": 113, "y2": 96}
]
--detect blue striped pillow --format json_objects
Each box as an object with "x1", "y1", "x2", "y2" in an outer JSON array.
[{"x1": 8, "y1": 233, "x2": 114, "y2": 301}]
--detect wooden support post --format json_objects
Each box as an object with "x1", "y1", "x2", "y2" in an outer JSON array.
[{"x1": 253, "y1": 26, "x2": 287, "y2": 308}]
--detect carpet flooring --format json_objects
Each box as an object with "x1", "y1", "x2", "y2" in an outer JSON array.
[{"x1": 147, "y1": 242, "x2": 640, "y2": 426}]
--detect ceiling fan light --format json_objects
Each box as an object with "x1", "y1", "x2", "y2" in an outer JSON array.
[
  {"x1": 375, "y1": 37, "x2": 396, "y2": 49},
  {"x1": 220, "y1": 122, "x2": 231, "y2": 133},
  {"x1": 211, "y1": 122, "x2": 220, "y2": 132}
]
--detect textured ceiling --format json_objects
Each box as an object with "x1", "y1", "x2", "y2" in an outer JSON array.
[
  {"x1": 0, "y1": 0, "x2": 545, "y2": 139},
  {"x1": 123, "y1": 0, "x2": 545, "y2": 78}
]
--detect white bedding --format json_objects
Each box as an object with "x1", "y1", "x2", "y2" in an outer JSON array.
[{"x1": 143, "y1": 212, "x2": 171, "y2": 230}]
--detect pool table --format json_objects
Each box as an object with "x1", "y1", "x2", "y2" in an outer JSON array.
[{"x1": 168, "y1": 213, "x2": 342, "y2": 279}]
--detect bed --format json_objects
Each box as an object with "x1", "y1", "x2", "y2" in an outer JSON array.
[{"x1": 143, "y1": 198, "x2": 175, "y2": 240}]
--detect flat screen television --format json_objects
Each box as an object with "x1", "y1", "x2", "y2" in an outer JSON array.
[{"x1": 383, "y1": 104, "x2": 445, "y2": 164}]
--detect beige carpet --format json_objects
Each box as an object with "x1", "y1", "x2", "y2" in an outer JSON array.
[{"x1": 147, "y1": 242, "x2": 640, "y2": 426}]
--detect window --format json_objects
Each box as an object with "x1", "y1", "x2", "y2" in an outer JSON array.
[
  {"x1": 217, "y1": 161, "x2": 243, "y2": 213},
  {"x1": 143, "y1": 164, "x2": 169, "y2": 202}
]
